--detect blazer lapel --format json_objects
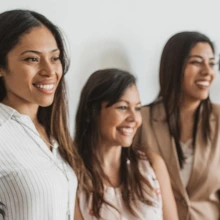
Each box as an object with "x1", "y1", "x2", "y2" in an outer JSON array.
[
  {"x1": 151, "y1": 104, "x2": 187, "y2": 198},
  {"x1": 186, "y1": 113, "x2": 216, "y2": 195}
]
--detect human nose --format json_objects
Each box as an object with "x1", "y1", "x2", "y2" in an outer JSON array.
[
  {"x1": 39, "y1": 59, "x2": 55, "y2": 76},
  {"x1": 201, "y1": 61, "x2": 216, "y2": 76},
  {"x1": 127, "y1": 108, "x2": 141, "y2": 123}
]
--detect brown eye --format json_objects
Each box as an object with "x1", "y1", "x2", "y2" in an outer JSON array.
[
  {"x1": 52, "y1": 56, "x2": 60, "y2": 61},
  {"x1": 117, "y1": 106, "x2": 128, "y2": 110},
  {"x1": 209, "y1": 62, "x2": 215, "y2": 67},
  {"x1": 190, "y1": 60, "x2": 202, "y2": 65},
  {"x1": 25, "y1": 57, "x2": 38, "y2": 62}
]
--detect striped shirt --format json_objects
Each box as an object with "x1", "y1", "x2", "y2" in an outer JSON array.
[{"x1": 0, "y1": 103, "x2": 77, "y2": 220}]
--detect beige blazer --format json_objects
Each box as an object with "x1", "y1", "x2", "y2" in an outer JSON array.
[{"x1": 134, "y1": 102, "x2": 220, "y2": 220}]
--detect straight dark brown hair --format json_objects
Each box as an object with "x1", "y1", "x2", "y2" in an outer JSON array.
[
  {"x1": 0, "y1": 9, "x2": 81, "y2": 173},
  {"x1": 151, "y1": 31, "x2": 214, "y2": 168}
]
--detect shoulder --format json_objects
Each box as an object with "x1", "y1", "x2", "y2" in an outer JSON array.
[
  {"x1": 141, "y1": 104, "x2": 150, "y2": 111},
  {"x1": 137, "y1": 152, "x2": 161, "y2": 189},
  {"x1": 140, "y1": 105, "x2": 150, "y2": 117},
  {"x1": 0, "y1": 103, "x2": 17, "y2": 126},
  {"x1": 141, "y1": 101, "x2": 166, "y2": 121},
  {"x1": 211, "y1": 103, "x2": 220, "y2": 116},
  {"x1": 138, "y1": 151, "x2": 166, "y2": 176},
  {"x1": 148, "y1": 151, "x2": 165, "y2": 168},
  {"x1": 147, "y1": 151, "x2": 168, "y2": 180}
]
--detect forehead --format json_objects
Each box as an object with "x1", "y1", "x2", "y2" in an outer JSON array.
[
  {"x1": 10, "y1": 25, "x2": 58, "y2": 54},
  {"x1": 189, "y1": 42, "x2": 214, "y2": 58},
  {"x1": 119, "y1": 84, "x2": 140, "y2": 103}
]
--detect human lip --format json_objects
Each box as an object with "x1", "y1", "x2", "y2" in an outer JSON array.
[
  {"x1": 195, "y1": 80, "x2": 210, "y2": 88},
  {"x1": 33, "y1": 81, "x2": 57, "y2": 93},
  {"x1": 117, "y1": 126, "x2": 134, "y2": 136},
  {"x1": 34, "y1": 84, "x2": 54, "y2": 90}
]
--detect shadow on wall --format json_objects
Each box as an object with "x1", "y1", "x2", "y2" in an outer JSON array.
[{"x1": 76, "y1": 40, "x2": 132, "y2": 88}]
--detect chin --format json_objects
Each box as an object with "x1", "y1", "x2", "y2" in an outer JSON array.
[
  {"x1": 198, "y1": 94, "x2": 209, "y2": 101},
  {"x1": 38, "y1": 100, "x2": 54, "y2": 107},
  {"x1": 121, "y1": 140, "x2": 133, "y2": 147},
  {"x1": 190, "y1": 92, "x2": 209, "y2": 102}
]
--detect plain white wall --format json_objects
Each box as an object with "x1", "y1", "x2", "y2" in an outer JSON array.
[{"x1": 1, "y1": 0, "x2": 220, "y2": 134}]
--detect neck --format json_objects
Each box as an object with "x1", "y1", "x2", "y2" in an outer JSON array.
[
  {"x1": 98, "y1": 143, "x2": 122, "y2": 187},
  {"x1": 99, "y1": 144, "x2": 122, "y2": 169},
  {"x1": 179, "y1": 99, "x2": 201, "y2": 143},
  {"x1": 180, "y1": 99, "x2": 200, "y2": 119}
]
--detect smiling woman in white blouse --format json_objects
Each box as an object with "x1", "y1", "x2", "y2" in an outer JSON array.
[
  {"x1": 0, "y1": 9, "x2": 80, "y2": 220},
  {"x1": 73, "y1": 69, "x2": 179, "y2": 220}
]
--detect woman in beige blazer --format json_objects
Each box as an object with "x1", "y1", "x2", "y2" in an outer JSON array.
[{"x1": 134, "y1": 31, "x2": 220, "y2": 220}]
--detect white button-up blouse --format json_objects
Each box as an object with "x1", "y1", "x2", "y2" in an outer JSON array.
[{"x1": 0, "y1": 103, "x2": 77, "y2": 220}]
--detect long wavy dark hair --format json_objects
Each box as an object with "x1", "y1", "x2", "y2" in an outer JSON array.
[
  {"x1": 150, "y1": 31, "x2": 215, "y2": 168},
  {"x1": 74, "y1": 68, "x2": 155, "y2": 218},
  {"x1": 0, "y1": 9, "x2": 81, "y2": 174}
]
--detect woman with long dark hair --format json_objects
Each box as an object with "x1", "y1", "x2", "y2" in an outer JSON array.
[
  {"x1": 74, "y1": 68, "x2": 178, "y2": 220},
  {"x1": 134, "y1": 31, "x2": 220, "y2": 220},
  {"x1": 0, "y1": 9, "x2": 81, "y2": 220}
]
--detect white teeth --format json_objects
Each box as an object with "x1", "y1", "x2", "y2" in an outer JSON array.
[
  {"x1": 196, "y1": 81, "x2": 209, "y2": 87},
  {"x1": 118, "y1": 128, "x2": 133, "y2": 135},
  {"x1": 35, "y1": 84, "x2": 54, "y2": 90}
]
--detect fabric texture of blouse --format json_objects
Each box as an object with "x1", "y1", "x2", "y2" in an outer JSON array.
[
  {"x1": 78, "y1": 159, "x2": 162, "y2": 220},
  {"x1": 0, "y1": 103, "x2": 77, "y2": 220}
]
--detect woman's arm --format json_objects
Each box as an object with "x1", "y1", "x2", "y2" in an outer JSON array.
[
  {"x1": 151, "y1": 152, "x2": 179, "y2": 220},
  {"x1": 74, "y1": 197, "x2": 84, "y2": 220}
]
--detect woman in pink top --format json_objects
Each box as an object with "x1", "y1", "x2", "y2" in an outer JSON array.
[{"x1": 74, "y1": 68, "x2": 178, "y2": 220}]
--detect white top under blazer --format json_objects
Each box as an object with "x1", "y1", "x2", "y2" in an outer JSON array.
[{"x1": 0, "y1": 103, "x2": 77, "y2": 220}]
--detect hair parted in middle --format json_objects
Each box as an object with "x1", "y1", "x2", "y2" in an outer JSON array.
[
  {"x1": 151, "y1": 31, "x2": 215, "y2": 168},
  {"x1": 74, "y1": 68, "x2": 155, "y2": 218},
  {"x1": 0, "y1": 9, "x2": 82, "y2": 174}
]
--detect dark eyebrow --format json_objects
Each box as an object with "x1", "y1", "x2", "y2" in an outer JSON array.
[
  {"x1": 20, "y1": 48, "x2": 59, "y2": 56},
  {"x1": 117, "y1": 99, "x2": 141, "y2": 105},
  {"x1": 188, "y1": 55, "x2": 215, "y2": 60}
]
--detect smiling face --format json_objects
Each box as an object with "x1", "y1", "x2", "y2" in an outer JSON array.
[
  {"x1": 98, "y1": 84, "x2": 142, "y2": 148},
  {"x1": 0, "y1": 25, "x2": 62, "y2": 112},
  {"x1": 181, "y1": 42, "x2": 216, "y2": 105}
]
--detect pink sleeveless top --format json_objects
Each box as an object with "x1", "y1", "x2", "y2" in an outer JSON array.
[{"x1": 78, "y1": 159, "x2": 163, "y2": 220}]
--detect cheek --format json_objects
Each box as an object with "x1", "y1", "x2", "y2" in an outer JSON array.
[
  {"x1": 183, "y1": 66, "x2": 197, "y2": 81},
  {"x1": 4, "y1": 74, "x2": 23, "y2": 88},
  {"x1": 182, "y1": 74, "x2": 194, "y2": 91},
  {"x1": 211, "y1": 71, "x2": 216, "y2": 81},
  {"x1": 100, "y1": 124, "x2": 115, "y2": 141},
  {"x1": 56, "y1": 73, "x2": 63, "y2": 83},
  {"x1": 56, "y1": 64, "x2": 63, "y2": 76},
  {"x1": 99, "y1": 115, "x2": 115, "y2": 133},
  {"x1": 137, "y1": 115, "x2": 142, "y2": 128}
]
